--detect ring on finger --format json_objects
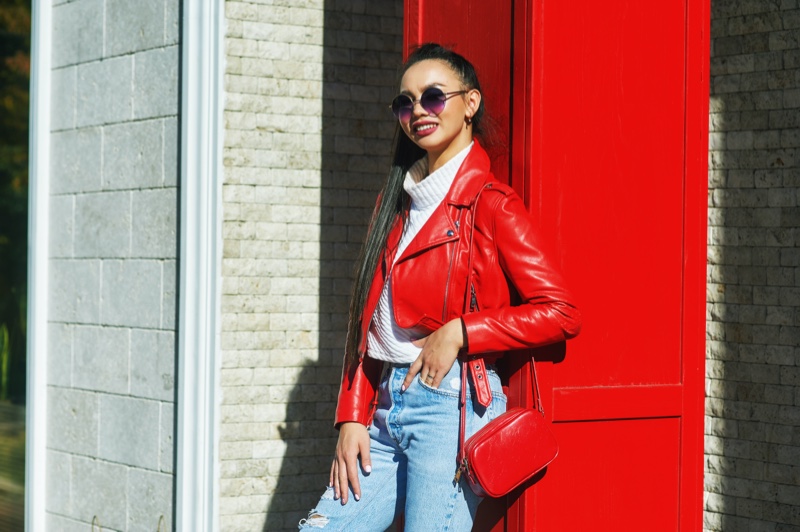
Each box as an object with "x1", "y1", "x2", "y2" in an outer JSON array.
[{"x1": 425, "y1": 375, "x2": 434, "y2": 382}]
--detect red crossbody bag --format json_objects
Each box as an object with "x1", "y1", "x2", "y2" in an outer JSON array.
[{"x1": 456, "y1": 357, "x2": 558, "y2": 498}]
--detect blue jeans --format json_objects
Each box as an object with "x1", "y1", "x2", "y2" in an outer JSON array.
[{"x1": 299, "y1": 360, "x2": 507, "y2": 531}]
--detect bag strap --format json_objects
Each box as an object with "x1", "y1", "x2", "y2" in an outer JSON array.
[{"x1": 454, "y1": 183, "x2": 547, "y2": 481}]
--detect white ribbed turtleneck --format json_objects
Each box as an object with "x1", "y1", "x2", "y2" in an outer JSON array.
[{"x1": 366, "y1": 142, "x2": 473, "y2": 364}]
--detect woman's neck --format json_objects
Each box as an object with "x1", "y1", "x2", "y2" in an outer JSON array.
[{"x1": 426, "y1": 134, "x2": 474, "y2": 175}]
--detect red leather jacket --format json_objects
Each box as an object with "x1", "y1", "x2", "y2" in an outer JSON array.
[{"x1": 335, "y1": 141, "x2": 581, "y2": 427}]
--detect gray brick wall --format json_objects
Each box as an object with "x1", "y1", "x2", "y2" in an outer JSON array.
[
  {"x1": 706, "y1": 1, "x2": 800, "y2": 530},
  {"x1": 46, "y1": 0, "x2": 179, "y2": 529},
  {"x1": 221, "y1": 0, "x2": 403, "y2": 529}
]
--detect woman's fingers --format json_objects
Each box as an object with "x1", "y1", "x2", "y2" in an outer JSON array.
[
  {"x1": 345, "y1": 450, "x2": 361, "y2": 502},
  {"x1": 429, "y1": 370, "x2": 445, "y2": 389},
  {"x1": 333, "y1": 422, "x2": 370, "y2": 504},
  {"x1": 359, "y1": 435, "x2": 372, "y2": 475},
  {"x1": 332, "y1": 458, "x2": 341, "y2": 499},
  {"x1": 403, "y1": 321, "x2": 464, "y2": 390},
  {"x1": 336, "y1": 453, "x2": 350, "y2": 504},
  {"x1": 402, "y1": 356, "x2": 424, "y2": 391}
]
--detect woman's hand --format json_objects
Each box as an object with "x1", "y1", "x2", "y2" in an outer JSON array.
[
  {"x1": 403, "y1": 318, "x2": 464, "y2": 390},
  {"x1": 330, "y1": 422, "x2": 371, "y2": 504}
]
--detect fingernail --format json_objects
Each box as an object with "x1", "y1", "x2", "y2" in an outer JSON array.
[
  {"x1": 365, "y1": 465, "x2": 372, "y2": 474},
  {"x1": 401, "y1": 384, "x2": 406, "y2": 392},
  {"x1": 354, "y1": 494, "x2": 360, "y2": 501}
]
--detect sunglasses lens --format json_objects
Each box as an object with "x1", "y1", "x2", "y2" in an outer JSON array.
[
  {"x1": 391, "y1": 88, "x2": 451, "y2": 121},
  {"x1": 420, "y1": 88, "x2": 446, "y2": 115},
  {"x1": 391, "y1": 95, "x2": 413, "y2": 120}
]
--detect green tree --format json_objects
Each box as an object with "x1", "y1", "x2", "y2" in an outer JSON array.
[{"x1": 0, "y1": 0, "x2": 30, "y2": 404}]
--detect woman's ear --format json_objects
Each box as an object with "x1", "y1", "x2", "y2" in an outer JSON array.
[{"x1": 465, "y1": 89, "x2": 482, "y2": 120}]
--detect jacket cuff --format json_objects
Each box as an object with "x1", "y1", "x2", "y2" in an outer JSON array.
[
  {"x1": 460, "y1": 317, "x2": 469, "y2": 353},
  {"x1": 334, "y1": 355, "x2": 383, "y2": 429}
]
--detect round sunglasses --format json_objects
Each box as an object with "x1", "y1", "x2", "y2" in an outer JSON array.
[{"x1": 390, "y1": 88, "x2": 468, "y2": 122}]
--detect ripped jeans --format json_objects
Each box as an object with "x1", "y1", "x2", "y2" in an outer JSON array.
[{"x1": 299, "y1": 360, "x2": 507, "y2": 531}]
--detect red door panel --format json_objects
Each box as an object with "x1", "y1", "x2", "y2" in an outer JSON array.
[
  {"x1": 536, "y1": 418, "x2": 682, "y2": 530},
  {"x1": 535, "y1": 0, "x2": 687, "y2": 388}
]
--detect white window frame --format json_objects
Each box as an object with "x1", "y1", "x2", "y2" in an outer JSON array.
[{"x1": 26, "y1": 0, "x2": 52, "y2": 529}]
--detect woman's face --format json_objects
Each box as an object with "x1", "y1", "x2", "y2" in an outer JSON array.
[{"x1": 396, "y1": 60, "x2": 481, "y2": 166}]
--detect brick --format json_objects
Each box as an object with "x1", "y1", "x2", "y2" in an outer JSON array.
[
  {"x1": 98, "y1": 394, "x2": 160, "y2": 469},
  {"x1": 162, "y1": 260, "x2": 177, "y2": 329},
  {"x1": 71, "y1": 456, "x2": 128, "y2": 529},
  {"x1": 130, "y1": 329, "x2": 175, "y2": 401},
  {"x1": 103, "y1": 119, "x2": 164, "y2": 190},
  {"x1": 52, "y1": 0, "x2": 104, "y2": 67},
  {"x1": 105, "y1": 0, "x2": 166, "y2": 55},
  {"x1": 48, "y1": 323, "x2": 73, "y2": 387},
  {"x1": 220, "y1": 441, "x2": 254, "y2": 460},
  {"x1": 101, "y1": 260, "x2": 163, "y2": 328},
  {"x1": 131, "y1": 188, "x2": 178, "y2": 258},
  {"x1": 133, "y1": 45, "x2": 180, "y2": 119},
  {"x1": 74, "y1": 191, "x2": 131, "y2": 258},
  {"x1": 50, "y1": 194, "x2": 74, "y2": 258},
  {"x1": 160, "y1": 402, "x2": 174, "y2": 473},
  {"x1": 764, "y1": 345, "x2": 795, "y2": 365},
  {"x1": 76, "y1": 56, "x2": 133, "y2": 127},
  {"x1": 784, "y1": 87, "x2": 800, "y2": 109},
  {"x1": 50, "y1": 259, "x2": 101, "y2": 323},
  {"x1": 765, "y1": 305, "x2": 794, "y2": 325},
  {"x1": 47, "y1": 387, "x2": 99, "y2": 455},
  {"x1": 51, "y1": 128, "x2": 103, "y2": 195},
  {"x1": 166, "y1": 0, "x2": 179, "y2": 45},
  {"x1": 769, "y1": 29, "x2": 800, "y2": 50},
  {"x1": 127, "y1": 469, "x2": 173, "y2": 531},
  {"x1": 72, "y1": 325, "x2": 130, "y2": 393},
  {"x1": 46, "y1": 450, "x2": 72, "y2": 516},
  {"x1": 164, "y1": 118, "x2": 179, "y2": 186},
  {"x1": 51, "y1": 66, "x2": 77, "y2": 131},
  {"x1": 764, "y1": 384, "x2": 794, "y2": 405}
]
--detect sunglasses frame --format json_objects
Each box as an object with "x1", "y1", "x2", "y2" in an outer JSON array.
[{"x1": 390, "y1": 88, "x2": 468, "y2": 122}]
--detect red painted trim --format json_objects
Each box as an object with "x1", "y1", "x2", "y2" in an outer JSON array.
[
  {"x1": 404, "y1": 0, "x2": 421, "y2": 56},
  {"x1": 510, "y1": 0, "x2": 531, "y2": 202},
  {"x1": 553, "y1": 385, "x2": 684, "y2": 422},
  {"x1": 680, "y1": 0, "x2": 710, "y2": 530}
]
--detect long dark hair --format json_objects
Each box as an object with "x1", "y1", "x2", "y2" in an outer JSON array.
[{"x1": 344, "y1": 43, "x2": 487, "y2": 366}]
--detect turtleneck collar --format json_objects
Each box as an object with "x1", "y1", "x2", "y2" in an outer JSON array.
[{"x1": 403, "y1": 142, "x2": 473, "y2": 210}]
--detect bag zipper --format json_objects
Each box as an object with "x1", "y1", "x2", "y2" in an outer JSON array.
[{"x1": 470, "y1": 284, "x2": 479, "y2": 312}]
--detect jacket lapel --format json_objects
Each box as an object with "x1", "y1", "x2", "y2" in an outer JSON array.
[{"x1": 394, "y1": 140, "x2": 494, "y2": 263}]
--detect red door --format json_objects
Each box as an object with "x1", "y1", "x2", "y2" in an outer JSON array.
[{"x1": 406, "y1": 1, "x2": 709, "y2": 530}]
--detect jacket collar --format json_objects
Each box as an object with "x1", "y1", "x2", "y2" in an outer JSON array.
[{"x1": 444, "y1": 139, "x2": 494, "y2": 207}]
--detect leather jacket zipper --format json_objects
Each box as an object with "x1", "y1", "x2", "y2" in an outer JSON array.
[{"x1": 442, "y1": 216, "x2": 462, "y2": 322}]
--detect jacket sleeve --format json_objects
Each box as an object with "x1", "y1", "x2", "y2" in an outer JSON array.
[
  {"x1": 334, "y1": 355, "x2": 384, "y2": 428},
  {"x1": 461, "y1": 191, "x2": 582, "y2": 354}
]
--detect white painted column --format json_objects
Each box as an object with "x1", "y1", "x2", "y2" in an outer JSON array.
[
  {"x1": 175, "y1": 0, "x2": 225, "y2": 529},
  {"x1": 25, "y1": 0, "x2": 51, "y2": 529}
]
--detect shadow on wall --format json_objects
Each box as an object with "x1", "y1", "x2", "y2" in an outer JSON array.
[
  {"x1": 705, "y1": 1, "x2": 800, "y2": 528},
  {"x1": 262, "y1": 361, "x2": 339, "y2": 531},
  {"x1": 262, "y1": 2, "x2": 403, "y2": 530}
]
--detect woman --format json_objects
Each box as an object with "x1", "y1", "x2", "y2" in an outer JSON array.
[{"x1": 300, "y1": 43, "x2": 581, "y2": 531}]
